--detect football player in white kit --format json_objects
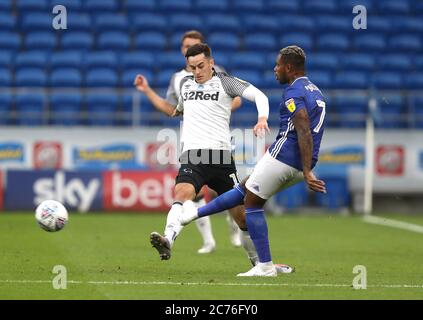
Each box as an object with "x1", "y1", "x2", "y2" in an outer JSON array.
[
  {"x1": 133, "y1": 31, "x2": 242, "y2": 254},
  {"x1": 141, "y1": 43, "x2": 293, "y2": 274}
]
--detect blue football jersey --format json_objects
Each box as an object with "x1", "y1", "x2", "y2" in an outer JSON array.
[{"x1": 268, "y1": 76, "x2": 326, "y2": 171}]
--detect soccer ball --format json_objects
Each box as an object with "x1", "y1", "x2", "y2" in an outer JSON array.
[{"x1": 35, "y1": 200, "x2": 68, "y2": 232}]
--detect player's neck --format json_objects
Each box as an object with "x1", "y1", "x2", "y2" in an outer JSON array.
[{"x1": 288, "y1": 72, "x2": 306, "y2": 85}]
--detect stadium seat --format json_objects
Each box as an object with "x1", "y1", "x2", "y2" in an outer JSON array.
[
  {"x1": 244, "y1": 33, "x2": 277, "y2": 52},
  {"x1": 414, "y1": 97, "x2": 423, "y2": 128},
  {"x1": 66, "y1": 13, "x2": 92, "y2": 31},
  {"x1": 279, "y1": 15, "x2": 315, "y2": 33},
  {"x1": 0, "y1": 52, "x2": 12, "y2": 69},
  {"x1": 17, "y1": 0, "x2": 49, "y2": 12},
  {"x1": 242, "y1": 15, "x2": 279, "y2": 34},
  {"x1": 393, "y1": 18, "x2": 423, "y2": 34},
  {"x1": 315, "y1": 177, "x2": 349, "y2": 210},
  {"x1": 280, "y1": 33, "x2": 313, "y2": 52},
  {"x1": 274, "y1": 182, "x2": 309, "y2": 210},
  {"x1": 158, "y1": 52, "x2": 185, "y2": 70},
  {"x1": 0, "y1": 0, "x2": 12, "y2": 11},
  {"x1": 415, "y1": 56, "x2": 423, "y2": 71},
  {"x1": 97, "y1": 32, "x2": 131, "y2": 51},
  {"x1": 354, "y1": 34, "x2": 386, "y2": 52},
  {"x1": 376, "y1": 95, "x2": 405, "y2": 128},
  {"x1": 262, "y1": 71, "x2": 280, "y2": 89},
  {"x1": 15, "y1": 51, "x2": 48, "y2": 70},
  {"x1": 303, "y1": 0, "x2": 337, "y2": 13},
  {"x1": 21, "y1": 13, "x2": 52, "y2": 31},
  {"x1": 389, "y1": 35, "x2": 422, "y2": 52},
  {"x1": 338, "y1": 0, "x2": 373, "y2": 13},
  {"x1": 334, "y1": 95, "x2": 368, "y2": 128},
  {"x1": 122, "y1": 69, "x2": 154, "y2": 88},
  {"x1": 131, "y1": 14, "x2": 168, "y2": 33},
  {"x1": 306, "y1": 53, "x2": 338, "y2": 71},
  {"x1": 121, "y1": 52, "x2": 154, "y2": 71},
  {"x1": 212, "y1": 53, "x2": 229, "y2": 69},
  {"x1": 334, "y1": 72, "x2": 368, "y2": 89},
  {"x1": 50, "y1": 68, "x2": 82, "y2": 87},
  {"x1": 94, "y1": 14, "x2": 130, "y2": 32},
  {"x1": 125, "y1": 0, "x2": 155, "y2": 12},
  {"x1": 0, "y1": 69, "x2": 12, "y2": 87},
  {"x1": 50, "y1": 52, "x2": 82, "y2": 69},
  {"x1": 194, "y1": 0, "x2": 228, "y2": 12},
  {"x1": 208, "y1": 33, "x2": 241, "y2": 51},
  {"x1": 205, "y1": 15, "x2": 241, "y2": 33},
  {"x1": 159, "y1": 0, "x2": 192, "y2": 12},
  {"x1": 61, "y1": 32, "x2": 93, "y2": 50},
  {"x1": 266, "y1": 0, "x2": 300, "y2": 13},
  {"x1": 84, "y1": 0, "x2": 118, "y2": 13},
  {"x1": 169, "y1": 14, "x2": 203, "y2": 32},
  {"x1": 50, "y1": 93, "x2": 82, "y2": 126},
  {"x1": 85, "y1": 94, "x2": 119, "y2": 126},
  {"x1": 24, "y1": 32, "x2": 57, "y2": 50},
  {"x1": 230, "y1": 70, "x2": 261, "y2": 86},
  {"x1": 377, "y1": 0, "x2": 410, "y2": 14},
  {"x1": 0, "y1": 94, "x2": 12, "y2": 125},
  {"x1": 84, "y1": 52, "x2": 118, "y2": 71},
  {"x1": 377, "y1": 55, "x2": 412, "y2": 71},
  {"x1": 318, "y1": 33, "x2": 349, "y2": 51},
  {"x1": 367, "y1": 16, "x2": 392, "y2": 33},
  {"x1": 15, "y1": 68, "x2": 47, "y2": 87},
  {"x1": 229, "y1": 53, "x2": 266, "y2": 71},
  {"x1": 232, "y1": 0, "x2": 264, "y2": 12},
  {"x1": 154, "y1": 69, "x2": 177, "y2": 88},
  {"x1": 316, "y1": 15, "x2": 352, "y2": 33},
  {"x1": 307, "y1": 71, "x2": 332, "y2": 89},
  {"x1": 85, "y1": 69, "x2": 118, "y2": 87},
  {"x1": 412, "y1": 1, "x2": 423, "y2": 13},
  {"x1": 0, "y1": 32, "x2": 21, "y2": 50},
  {"x1": 134, "y1": 32, "x2": 167, "y2": 51},
  {"x1": 340, "y1": 54, "x2": 375, "y2": 71},
  {"x1": 51, "y1": 0, "x2": 83, "y2": 11},
  {"x1": 404, "y1": 73, "x2": 423, "y2": 89},
  {"x1": 15, "y1": 94, "x2": 46, "y2": 126},
  {"x1": 0, "y1": 13, "x2": 15, "y2": 30}
]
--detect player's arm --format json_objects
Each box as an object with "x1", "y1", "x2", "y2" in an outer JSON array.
[
  {"x1": 241, "y1": 85, "x2": 270, "y2": 137},
  {"x1": 133, "y1": 75, "x2": 175, "y2": 117},
  {"x1": 292, "y1": 109, "x2": 326, "y2": 193},
  {"x1": 231, "y1": 96, "x2": 242, "y2": 111}
]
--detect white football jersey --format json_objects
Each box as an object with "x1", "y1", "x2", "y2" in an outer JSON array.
[{"x1": 176, "y1": 70, "x2": 250, "y2": 153}]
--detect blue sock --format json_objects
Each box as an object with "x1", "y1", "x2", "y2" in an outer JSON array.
[
  {"x1": 245, "y1": 208, "x2": 271, "y2": 263},
  {"x1": 198, "y1": 185, "x2": 246, "y2": 218}
]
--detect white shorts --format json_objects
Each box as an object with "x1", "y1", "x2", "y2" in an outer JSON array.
[{"x1": 245, "y1": 151, "x2": 304, "y2": 200}]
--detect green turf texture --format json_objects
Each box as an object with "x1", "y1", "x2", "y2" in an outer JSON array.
[{"x1": 1, "y1": 212, "x2": 422, "y2": 300}]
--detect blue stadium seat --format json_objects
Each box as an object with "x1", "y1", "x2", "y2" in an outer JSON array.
[
  {"x1": 169, "y1": 14, "x2": 203, "y2": 31},
  {"x1": 194, "y1": 0, "x2": 228, "y2": 12},
  {"x1": 85, "y1": 69, "x2": 118, "y2": 87},
  {"x1": 389, "y1": 35, "x2": 422, "y2": 52},
  {"x1": 158, "y1": 52, "x2": 184, "y2": 70},
  {"x1": 334, "y1": 95, "x2": 368, "y2": 128},
  {"x1": 0, "y1": 69, "x2": 12, "y2": 87},
  {"x1": 84, "y1": 52, "x2": 118, "y2": 71},
  {"x1": 94, "y1": 14, "x2": 130, "y2": 32},
  {"x1": 121, "y1": 52, "x2": 155, "y2": 71},
  {"x1": 414, "y1": 56, "x2": 423, "y2": 71},
  {"x1": 122, "y1": 69, "x2": 154, "y2": 88},
  {"x1": 205, "y1": 15, "x2": 241, "y2": 33},
  {"x1": 372, "y1": 72, "x2": 403, "y2": 89},
  {"x1": 15, "y1": 94, "x2": 46, "y2": 126},
  {"x1": 315, "y1": 177, "x2": 349, "y2": 210},
  {"x1": 405, "y1": 73, "x2": 423, "y2": 89},
  {"x1": 274, "y1": 182, "x2": 309, "y2": 210},
  {"x1": 412, "y1": 1, "x2": 423, "y2": 13},
  {"x1": 244, "y1": 33, "x2": 277, "y2": 52},
  {"x1": 378, "y1": 54, "x2": 412, "y2": 71},
  {"x1": 230, "y1": 53, "x2": 266, "y2": 71},
  {"x1": 134, "y1": 32, "x2": 167, "y2": 51},
  {"x1": 280, "y1": 33, "x2": 313, "y2": 52},
  {"x1": 50, "y1": 52, "x2": 82, "y2": 69},
  {"x1": 316, "y1": 15, "x2": 352, "y2": 33},
  {"x1": 266, "y1": 0, "x2": 300, "y2": 12},
  {"x1": 15, "y1": 68, "x2": 47, "y2": 87},
  {"x1": 414, "y1": 97, "x2": 423, "y2": 128},
  {"x1": 61, "y1": 32, "x2": 93, "y2": 50},
  {"x1": 0, "y1": 13, "x2": 15, "y2": 30},
  {"x1": 50, "y1": 93, "x2": 82, "y2": 126},
  {"x1": 0, "y1": 94, "x2": 12, "y2": 125},
  {"x1": 51, "y1": 0, "x2": 82, "y2": 11},
  {"x1": 213, "y1": 53, "x2": 229, "y2": 69},
  {"x1": 84, "y1": 0, "x2": 118, "y2": 13},
  {"x1": 131, "y1": 14, "x2": 167, "y2": 33},
  {"x1": 230, "y1": 70, "x2": 261, "y2": 86},
  {"x1": 279, "y1": 16, "x2": 315, "y2": 32},
  {"x1": 97, "y1": 32, "x2": 131, "y2": 51},
  {"x1": 125, "y1": 0, "x2": 155, "y2": 11},
  {"x1": 318, "y1": 33, "x2": 349, "y2": 51},
  {"x1": 0, "y1": 32, "x2": 21, "y2": 50},
  {"x1": 263, "y1": 71, "x2": 280, "y2": 89},
  {"x1": 159, "y1": 0, "x2": 192, "y2": 12},
  {"x1": 377, "y1": 0, "x2": 410, "y2": 14},
  {"x1": 340, "y1": 54, "x2": 375, "y2": 71},
  {"x1": 21, "y1": 13, "x2": 52, "y2": 31},
  {"x1": 66, "y1": 13, "x2": 91, "y2": 31},
  {"x1": 232, "y1": 0, "x2": 264, "y2": 12},
  {"x1": 306, "y1": 53, "x2": 338, "y2": 71},
  {"x1": 338, "y1": 0, "x2": 374, "y2": 13},
  {"x1": 354, "y1": 34, "x2": 386, "y2": 52},
  {"x1": 333, "y1": 72, "x2": 368, "y2": 89},
  {"x1": 0, "y1": 52, "x2": 12, "y2": 68},
  {"x1": 208, "y1": 33, "x2": 241, "y2": 51},
  {"x1": 304, "y1": 0, "x2": 337, "y2": 13},
  {"x1": 367, "y1": 16, "x2": 392, "y2": 33},
  {"x1": 376, "y1": 95, "x2": 405, "y2": 128},
  {"x1": 154, "y1": 69, "x2": 176, "y2": 88},
  {"x1": 0, "y1": 0, "x2": 12, "y2": 11},
  {"x1": 50, "y1": 68, "x2": 82, "y2": 87},
  {"x1": 307, "y1": 71, "x2": 332, "y2": 89},
  {"x1": 25, "y1": 32, "x2": 57, "y2": 50},
  {"x1": 17, "y1": 0, "x2": 49, "y2": 12},
  {"x1": 242, "y1": 15, "x2": 279, "y2": 33},
  {"x1": 15, "y1": 51, "x2": 48, "y2": 70},
  {"x1": 393, "y1": 18, "x2": 423, "y2": 34},
  {"x1": 85, "y1": 94, "x2": 119, "y2": 126}
]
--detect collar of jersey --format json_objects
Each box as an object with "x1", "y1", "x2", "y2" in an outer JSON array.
[{"x1": 290, "y1": 76, "x2": 308, "y2": 86}]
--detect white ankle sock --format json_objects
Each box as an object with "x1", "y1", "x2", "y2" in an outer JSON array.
[
  {"x1": 164, "y1": 202, "x2": 184, "y2": 247},
  {"x1": 194, "y1": 198, "x2": 215, "y2": 246}
]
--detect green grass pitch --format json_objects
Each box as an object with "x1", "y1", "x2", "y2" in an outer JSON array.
[{"x1": 1, "y1": 212, "x2": 423, "y2": 300}]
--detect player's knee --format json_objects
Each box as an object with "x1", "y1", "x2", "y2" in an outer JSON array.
[
  {"x1": 240, "y1": 176, "x2": 249, "y2": 188},
  {"x1": 174, "y1": 183, "x2": 196, "y2": 202}
]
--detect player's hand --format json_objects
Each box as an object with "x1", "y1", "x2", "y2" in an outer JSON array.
[
  {"x1": 171, "y1": 109, "x2": 183, "y2": 117},
  {"x1": 253, "y1": 117, "x2": 270, "y2": 138},
  {"x1": 133, "y1": 74, "x2": 149, "y2": 92},
  {"x1": 304, "y1": 171, "x2": 326, "y2": 193}
]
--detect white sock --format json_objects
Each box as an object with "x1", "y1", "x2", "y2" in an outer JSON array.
[
  {"x1": 164, "y1": 202, "x2": 184, "y2": 247},
  {"x1": 226, "y1": 213, "x2": 242, "y2": 245},
  {"x1": 240, "y1": 231, "x2": 259, "y2": 266},
  {"x1": 194, "y1": 198, "x2": 216, "y2": 246}
]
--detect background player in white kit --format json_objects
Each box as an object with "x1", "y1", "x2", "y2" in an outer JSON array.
[{"x1": 133, "y1": 31, "x2": 242, "y2": 254}]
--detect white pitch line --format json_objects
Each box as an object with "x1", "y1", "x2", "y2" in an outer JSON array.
[
  {"x1": 1, "y1": 279, "x2": 423, "y2": 289},
  {"x1": 363, "y1": 215, "x2": 423, "y2": 234}
]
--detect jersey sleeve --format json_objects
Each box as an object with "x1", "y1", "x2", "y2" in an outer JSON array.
[
  {"x1": 284, "y1": 86, "x2": 306, "y2": 116},
  {"x1": 217, "y1": 72, "x2": 250, "y2": 98},
  {"x1": 165, "y1": 73, "x2": 178, "y2": 106}
]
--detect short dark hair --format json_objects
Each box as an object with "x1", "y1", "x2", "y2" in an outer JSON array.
[
  {"x1": 185, "y1": 43, "x2": 212, "y2": 59},
  {"x1": 181, "y1": 30, "x2": 205, "y2": 44},
  {"x1": 279, "y1": 45, "x2": 306, "y2": 70}
]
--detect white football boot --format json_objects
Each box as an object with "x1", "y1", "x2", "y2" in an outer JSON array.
[
  {"x1": 237, "y1": 262, "x2": 277, "y2": 277},
  {"x1": 197, "y1": 241, "x2": 216, "y2": 254}
]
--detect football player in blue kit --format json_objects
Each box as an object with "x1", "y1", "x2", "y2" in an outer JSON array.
[{"x1": 181, "y1": 45, "x2": 327, "y2": 276}]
